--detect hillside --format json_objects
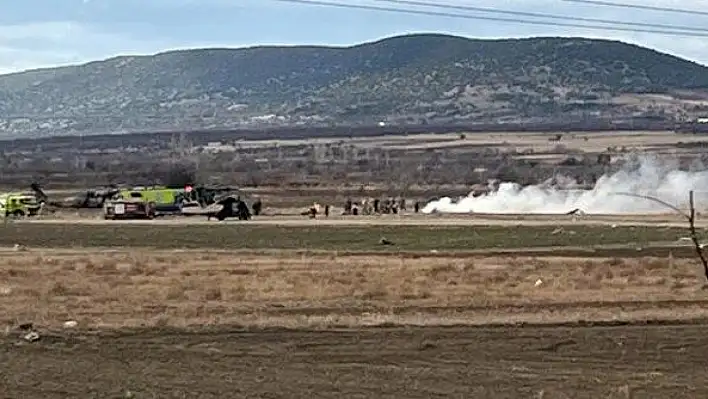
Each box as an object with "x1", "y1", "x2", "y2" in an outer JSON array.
[{"x1": 1, "y1": 33, "x2": 708, "y2": 138}]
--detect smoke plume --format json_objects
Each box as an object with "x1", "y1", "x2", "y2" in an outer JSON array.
[{"x1": 422, "y1": 155, "x2": 708, "y2": 214}]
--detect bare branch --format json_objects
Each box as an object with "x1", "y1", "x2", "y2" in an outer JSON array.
[
  {"x1": 687, "y1": 191, "x2": 708, "y2": 281},
  {"x1": 611, "y1": 192, "x2": 689, "y2": 219},
  {"x1": 611, "y1": 191, "x2": 708, "y2": 281}
]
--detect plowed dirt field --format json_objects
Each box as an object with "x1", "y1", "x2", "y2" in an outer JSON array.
[{"x1": 2, "y1": 323, "x2": 707, "y2": 398}]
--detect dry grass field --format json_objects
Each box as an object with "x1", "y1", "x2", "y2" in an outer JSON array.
[
  {"x1": 2, "y1": 250, "x2": 708, "y2": 329},
  {"x1": 6, "y1": 130, "x2": 708, "y2": 397},
  {"x1": 4, "y1": 247, "x2": 708, "y2": 397},
  {"x1": 216, "y1": 130, "x2": 707, "y2": 153}
]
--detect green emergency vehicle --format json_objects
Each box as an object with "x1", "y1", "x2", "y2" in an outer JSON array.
[
  {"x1": 115, "y1": 186, "x2": 186, "y2": 214},
  {"x1": 104, "y1": 185, "x2": 240, "y2": 220},
  {"x1": 0, "y1": 193, "x2": 42, "y2": 217}
]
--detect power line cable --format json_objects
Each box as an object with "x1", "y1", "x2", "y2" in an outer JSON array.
[
  {"x1": 372, "y1": 0, "x2": 708, "y2": 33},
  {"x1": 269, "y1": 0, "x2": 708, "y2": 37},
  {"x1": 562, "y1": 0, "x2": 708, "y2": 17}
]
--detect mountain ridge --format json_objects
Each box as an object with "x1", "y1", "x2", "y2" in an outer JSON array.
[
  {"x1": 1, "y1": 33, "x2": 707, "y2": 138},
  {"x1": 4, "y1": 33, "x2": 705, "y2": 73}
]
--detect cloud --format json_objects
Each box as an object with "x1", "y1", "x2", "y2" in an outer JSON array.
[
  {"x1": 340, "y1": 0, "x2": 708, "y2": 64},
  {"x1": 1, "y1": 0, "x2": 708, "y2": 74},
  {"x1": 0, "y1": 21, "x2": 170, "y2": 74}
]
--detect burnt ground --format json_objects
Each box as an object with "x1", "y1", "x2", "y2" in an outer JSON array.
[{"x1": 1, "y1": 323, "x2": 707, "y2": 398}]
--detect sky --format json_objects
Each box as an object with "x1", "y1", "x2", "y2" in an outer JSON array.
[{"x1": 1, "y1": 0, "x2": 708, "y2": 74}]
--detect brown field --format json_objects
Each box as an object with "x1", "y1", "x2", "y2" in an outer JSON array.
[
  {"x1": 4, "y1": 323, "x2": 708, "y2": 398},
  {"x1": 3, "y1": 248, "x2": 708, "y2": 397},
  {"x1": 6, "y1": 129, "x2": 708, "y2": 397},
  {"x1": 2, "y1": 250, "x2": 708, "y2": 329},
  {"x1": 205, "y1": 130, "x2": 703, "y2": 153}
]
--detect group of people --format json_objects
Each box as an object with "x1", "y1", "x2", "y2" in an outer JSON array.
[
  {"x1": 305, "y1": 197, "x2": 422, "y2": 218},
  {"x1": 343, "y1": 197, "x2": 407, "y2": 215}
]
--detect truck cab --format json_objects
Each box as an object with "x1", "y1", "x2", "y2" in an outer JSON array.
[{"x1": 117, "y1": 186, "x2": 185, "y2": 214}]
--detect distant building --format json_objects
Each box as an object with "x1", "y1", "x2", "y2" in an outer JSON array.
[{"x1": 675, "y1": 117, "x2": 708, "y2": 133}]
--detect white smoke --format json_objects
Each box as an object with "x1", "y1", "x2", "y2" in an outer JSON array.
[{"x1": 422, "y1": 155, "x2": 708, "y2": 215}]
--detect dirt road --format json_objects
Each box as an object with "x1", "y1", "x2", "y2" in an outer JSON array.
[
  {"x1": 2, "y1": 323, "x2": 707, "y2": 398},
  {"x1": 19, "y1": 212, "x2": 706, "y2": 227}
]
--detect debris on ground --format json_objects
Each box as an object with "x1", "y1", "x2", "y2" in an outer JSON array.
[
  {"x1": 379, "y1": 238, "x2": 394, "y2": 246},
  {"x1": 676, "y1": 237, "x2": 706, "y2": 247},
  {"x1": 13, "y1": 243, "x2": 28, "y2": 252},
  {"x1": 534, "y1": 279, "x2": 543, "y2": 287},
  {"x1": 63, "y1": 320, "x2": 78, "y2": 329},
  {"x1": 551, "y1": 227, "x2": 575, "y2": 235},
  {"x1": 17, "y1": 322, "x2": 40, "y2": 342},
  {"x1": 18, "y1": 323, "x2": 33, "y2": 331},
  {"x1": 22, "y1": 331, "x2": 40, "y2": 342}
]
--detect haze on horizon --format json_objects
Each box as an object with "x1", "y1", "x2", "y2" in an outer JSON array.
[{"x1": 1, "y1": 0, "x2": 707, "y2": 74}]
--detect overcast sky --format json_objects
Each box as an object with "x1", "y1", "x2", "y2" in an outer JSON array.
[{"x1": 1, "y1": 0, "x2": 707, "y2": 74}]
